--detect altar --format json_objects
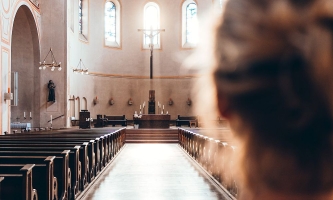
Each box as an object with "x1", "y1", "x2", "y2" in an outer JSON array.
[{"x1": 133, "y1": 114, "x2": 170, "y2": 128}]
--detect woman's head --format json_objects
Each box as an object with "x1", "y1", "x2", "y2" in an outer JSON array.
[{"x1": 213, "y1": 0, "x2": 333, "y2": 196}]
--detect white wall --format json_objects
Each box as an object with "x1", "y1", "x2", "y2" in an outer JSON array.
[
  {"x1": 67, "y1": 0, "x2": 214, "y2": 122},
  {"x1": 0, "y1": 0, "x2": 41, "y2": 134}
]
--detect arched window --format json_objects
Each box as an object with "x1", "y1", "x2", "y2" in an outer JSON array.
[
  {"x1": 143, "y1": 2, "x2": 161, "y2": 49},
  {"x1": 79, "y1": 0, "x2": 89, "y2": 41},
  {"x1": 105, "y1": 0, "x2": 121, "y2": 47},
  {"x1": 70, "y1": 0, "x2": 74, "y2": 31},
  {"x1": 182, "y1": 0, "x2": 197, "y2": 48},
  {"x1": 79, "y1": 0, "x2": 82, "y2": 34}
]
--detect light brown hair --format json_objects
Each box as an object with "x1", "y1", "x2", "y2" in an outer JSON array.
[{"x1": 213, "y1": 0, "x2": 333, "y2": 197}]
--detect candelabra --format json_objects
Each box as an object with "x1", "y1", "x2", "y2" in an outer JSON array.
[
  {"x1": 39, "y1": 48, "x2": 62, "y2": 71},
  {"x1": 73, "y1": 59, "x2": 88, "y2": 74}
]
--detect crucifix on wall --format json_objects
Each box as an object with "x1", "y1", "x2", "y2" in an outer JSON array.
[{"x1": 138, "y1": 26, "x2": 165, "y2": 79}]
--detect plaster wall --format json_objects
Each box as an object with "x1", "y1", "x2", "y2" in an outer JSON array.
[
  {"x1": 39, "y1": 0, "x2": 67, "y2": 129},
  {"x1": 67, "y1": 0, "x2": 214, "y2": 123},
  {"x1": 11, "y1": 6, "x2": 40, "y2": 127},
  {"x1": 0, "y1": 0, "x2": 41, "y2": 134}
]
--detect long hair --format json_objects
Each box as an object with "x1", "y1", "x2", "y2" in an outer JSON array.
[{"x1": 213, "y1": 0, "x2": 333, "y2": 196}]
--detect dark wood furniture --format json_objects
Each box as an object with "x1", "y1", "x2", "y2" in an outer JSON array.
[
  {"x1": 0, "y1": 164, "x2": 38, "y2": 200},
  {"x1": 95, "y1": 115, "x2": 107, "y2": 127},
  {"x1": 176, "y1": 115, "x2": 198, "y2": 127},
  {"x1": 148, "y1": 90, "x2": 155, "y2": 114},
  {"x1": 133, "y1": 114, "x2": 170, "y2": 128},
  {"x1": 0, "y1": 128, "x2": 126, "y2": 200},
  {"x1": 0, "y1": 156, "x2": 56, "y2": 200},
  {"x1": 104, "y1": 115, "x2": 127, "y2": 126},
  {"x1": 79, "y1": 110, "x2": 90, "y2": 129}
]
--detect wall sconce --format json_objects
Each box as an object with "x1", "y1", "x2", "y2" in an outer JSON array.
[
  {"x1": 109, "y1": 98, "x2": 114, "y2": 105},
  {"x1": 4, "y1": 92, "x2": 13, "y2": 101},
  {"x1": 128, "y1": 98, "x2": 133, "y2": 105},
  {"x1": 186, "y1": 98, "x2": 192, "y2": 106},
  {"x1": 4, "y1": 88, "x2": 12, "y2": 101},
  {"x1": 93, "y1": 96, "x2": 99, "y2": 105},
  {"x1": 168, "y1": 98, "x2": 173, "y2": 105}
]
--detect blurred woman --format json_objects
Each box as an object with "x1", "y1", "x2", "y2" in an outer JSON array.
[{"x1": 212, "y1": 0, "x2": 333, "y2": 199}]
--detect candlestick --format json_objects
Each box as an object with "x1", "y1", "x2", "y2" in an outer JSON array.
[
  {"x1": 163, "y1": 105, "x2": 164, "y2": 109},
  {"x1": 140, "y1": 105, "x2": 141, "y2": 109},
  {"x1": 51, "y1": 115, "x2": 52, "y2": 124},
  {"x1": 30, "y1": 112, "x2": 31, "y2": 117},
  {"x1": 24, "y1": 112, "x2": 26, "y2": 118}
]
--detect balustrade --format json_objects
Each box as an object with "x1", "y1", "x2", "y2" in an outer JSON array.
[{"x1": 178, "y1": 128, "x2": 238, "y2": 198}]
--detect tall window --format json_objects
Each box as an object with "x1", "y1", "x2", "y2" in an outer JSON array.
[
  {"x1": 182, "y1": 0, "x2": 198, "y2": 48},
  {"x1": 105, "y1": 0, "x2": 121, "y2": 47},
  {"x1": 70, "y1": 0, "x2": 74, "y2": 31},
  {"x1": 79, "y1": 0, "x2": 89, "y2": 41},
  {"x1": 143, "y1": 2, "x2": 160, "y2": 49},
  {"x1": 79, "y1": 0, "x2": 82, "y2": 34}
]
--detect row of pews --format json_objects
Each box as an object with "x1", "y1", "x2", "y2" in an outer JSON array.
[
  {"x1": 178, "y1": 128, "x2": 238, "y2": 199},
  {"x1": 0, "y1": 128, "x2": 126, "y2": 200}
]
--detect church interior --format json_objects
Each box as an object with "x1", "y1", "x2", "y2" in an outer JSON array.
[{"x1": 0, "y1": 0, "x2": 239, "y2": 199}]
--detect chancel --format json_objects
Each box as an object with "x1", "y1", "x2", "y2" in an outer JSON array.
[{"x1": 0, "y1": 0, "x2": 238, "y2": 200}]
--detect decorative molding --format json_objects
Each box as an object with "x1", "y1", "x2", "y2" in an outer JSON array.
[
  {"x1": 2, "y1": 0, "x2": 10, "y2": 13},
  {"x1": 87, "y1": 71, "x2": 200, "y2": 79},
  {"x1": 1, "y1": 14, "x2": 10, "y2": 43},
  {"x1": 29, "y1": 0, "x2": 39, "y2": 8}
]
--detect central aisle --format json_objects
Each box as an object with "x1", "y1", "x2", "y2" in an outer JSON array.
[{"x1": 82, "y1": 144, "x2": 231, "y2": 200}]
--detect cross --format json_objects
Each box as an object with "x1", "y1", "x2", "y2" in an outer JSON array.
[{"x1": 138, "y1": 26, "x2": 165, "y2": 79}]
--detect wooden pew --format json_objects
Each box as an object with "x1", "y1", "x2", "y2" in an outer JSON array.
[
  {"x1": 0, "y1": 156, "x2": 56, "y2": 200},
  {"x1": 0, "y1": 135, "x2": 100, "y2": 182},
  {"x1": 0, "y1": 149, "x2": 71, "y2": 200},
  {"x1": 0, "y1": 128, "x2": 126, "y2": 200},
  {"x1": 0, "y1": 140, "x2": 89, "y2": 190},
  {"x1": 0, "y1": 164, "x2": 38, "y2": 200},
  {"x1": 176, "y1": 115, "x2": 198, "y2": 127},
  {"x1": 104, "y1": 115, "x2": 127, "y2": 126},
  {"x1": 0, "y1": 177, "x2": 3, "y2": 199}
]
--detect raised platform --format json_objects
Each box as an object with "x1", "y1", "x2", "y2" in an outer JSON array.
[{"x1": 126, "y1": 128, "x2": 178, "y2": 143}]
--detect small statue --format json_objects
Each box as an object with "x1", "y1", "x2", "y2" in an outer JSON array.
[{"x1": 47, "y1": 80, "x2": 56, "y2": 102}]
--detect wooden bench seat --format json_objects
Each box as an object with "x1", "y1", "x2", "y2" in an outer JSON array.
[
  {"x1": 176, "y1": 115, "x2": 198, "y2": 127},
  {"x1": 104, "y1": 115, "x2": 127, "y2": 126},
  {"x1": 0, "y1": 128, "x2": 126, "y2": 200},
  {"x1": 0, "y1": 149, "x2": 72, "y2": 200},
  {"x1": 0, "y1": 156, "x2": 56, "y2": 200},
  {"x1": 0, "y1": 164, "x2": 38, "y2": 200}
]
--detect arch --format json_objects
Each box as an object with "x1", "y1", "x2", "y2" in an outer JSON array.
[
  {"x1": 10, "y1": 5, "x2": 40, "y2": 128},
  {"x1": 70, "y1": 95, "x2": 75, "y2": 119},
  {"x1": 143, "y1": 2, "x2": 161, "y2": 49},
  {"x1": 105, "y1": 0, "x2": 121, "y2": 48},
  {"x1": 75, "y1": 97, "x2": 81, "y2": 120},
  {"x1": 181, "y1": 0, "x2": 198, "y2": 48},
  {"x1": 82, "y1": 97, "x2": 87, "y2": 110}
]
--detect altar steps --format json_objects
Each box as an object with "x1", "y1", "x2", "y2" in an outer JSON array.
[{"x1": 126, "y1": 129, "x2": 178, "y2": 143}]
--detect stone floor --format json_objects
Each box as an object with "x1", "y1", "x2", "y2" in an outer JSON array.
[{"x1": 81, "y1": 144, "x2": 231, "y2": 200}]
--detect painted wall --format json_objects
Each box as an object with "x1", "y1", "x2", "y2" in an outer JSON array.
[
  {"x1": 67, "y1": 0, "x2": 215, "y2": 123},
  {"x1": 39, "y1": 0, "x2": 67, "y2": 129},
  {"x1": 0, "y1": 0, "x2": 41, "y2": 134}
]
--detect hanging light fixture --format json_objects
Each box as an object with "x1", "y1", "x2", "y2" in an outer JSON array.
[
  {"x1": 73, "y1": 59, "x2": 88, "y2": 74},
  {"x1": 39, "y1": 48, "x2": 62, "y2": 71}
]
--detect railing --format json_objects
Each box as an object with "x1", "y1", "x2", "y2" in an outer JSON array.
[
  {"x1": 47, "y1": 114, "x2": 64, "y2": 123},
  {"x1": 178, "y1": 128, "x2": 238, "y2": 199}
]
